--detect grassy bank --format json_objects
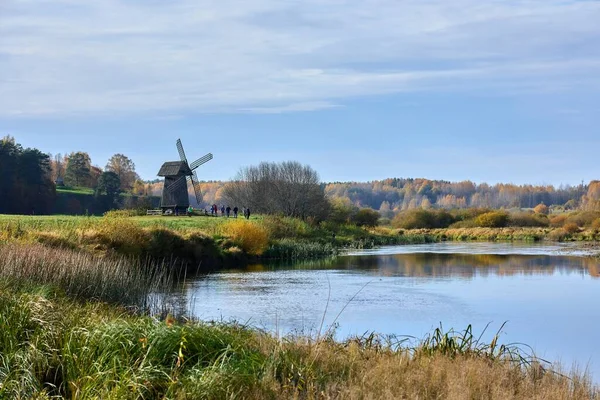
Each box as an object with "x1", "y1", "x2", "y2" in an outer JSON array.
[
  {"x1": 1, "y1": 214, "x2": 599, "y2": 272},
  {"x1": 1, "y1": 284, "x2": 596, "y2": 399}
]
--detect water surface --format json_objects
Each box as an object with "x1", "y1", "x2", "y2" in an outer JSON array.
[{"x1": 177, "y1": 242, "x2": 600, "y2": 379}]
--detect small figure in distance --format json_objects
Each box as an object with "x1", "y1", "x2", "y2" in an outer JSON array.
[
  {"x1": 245, "y1": 207, "x2": 251, "y2": 220},
  {"x1": 175, "y1": 207, "x2": 179, "y2": 216},
  {"x1": 226, "y1": 205, "x2": 231, "y2": 218},
  {"x1": 187, "y1": 205, "x2": 193, "y2": 217},
  {"x1": 233, "y1": 206, "x2": 238, "y2": 218},
  {"x1": 221, "y1": 205, "x2": 225, "y2": 216}
]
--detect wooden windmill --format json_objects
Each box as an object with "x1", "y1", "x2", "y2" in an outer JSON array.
[{"x1": 157, "y1": 139, "x2": 213, "y2": 213}]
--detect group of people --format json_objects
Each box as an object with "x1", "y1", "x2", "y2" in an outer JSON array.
[{"x1": 209, "y1": 204, "x2": 251, "y2": 219}]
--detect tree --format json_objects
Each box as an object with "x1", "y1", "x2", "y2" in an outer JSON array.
[
  {"x1": 106, "y1": 154, "x2": 138, "y2": 191},
  {"x1": 97, "y1": 171, "x2": 121, "y2": 198},
  {"x1": 89, "y1": 166, "x2": 103, "y2": 188},
  {"x1": 223, "y1": 161, "x2": 329, "y2": 220},
  {"x1": 0, "y1": 136, "x2": 55, "y2": 214},
  {"x1": 64, "y1": 152, "x2": 92, "y2": 187},
  {"x1": 351, "y1": 208, "x2": 380, "y2": 227},
  {"x1": 49, "y1": 153, "x2": 67, "y2": 183}
]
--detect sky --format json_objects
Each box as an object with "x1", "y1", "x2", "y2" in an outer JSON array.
[{"x1": 1, "y1": 0, "x2": 599, "y2": 185}]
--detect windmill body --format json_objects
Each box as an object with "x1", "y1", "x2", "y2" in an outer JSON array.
[{"x1": 157, "y1": 139, "x2": 213, "y2": 214}]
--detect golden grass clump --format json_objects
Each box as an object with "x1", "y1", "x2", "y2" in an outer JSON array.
[{"x1": 221, "y1": 220, "x2": 270, "y2": 255}]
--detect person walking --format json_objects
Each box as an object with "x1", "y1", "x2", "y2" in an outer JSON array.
[
  {"x1": 226, "y1": 206, "x2": 231, "y2": 218},
  {"x1": 233, "y1": 206, "x2": 238, "y2": 218},
  {"x1": 187, "y1": 205, "x2": 193, "y2": 217},
  {"x1": 221, "y1": 205, "x2": 225, "y2": 216},
  {"x1": 245, "y1": 207, "x2": 251, "y2": 220}
]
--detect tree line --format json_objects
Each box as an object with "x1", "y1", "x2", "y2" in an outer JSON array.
[
  {"x1": 191, "y1": 177, "x2": 598, "y2": 219},
  {"x1": 0, "y1": 136, "x2": 154, "y2": 215}
]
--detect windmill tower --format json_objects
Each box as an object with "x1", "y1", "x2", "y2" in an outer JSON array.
[{"x1": 158, "y1": 139, "x2": 213, "y2": 214}]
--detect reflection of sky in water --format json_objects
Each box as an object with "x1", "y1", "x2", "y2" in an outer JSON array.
[{"x1": 180, "y1": 243, "x2": 600, "y2": 382}]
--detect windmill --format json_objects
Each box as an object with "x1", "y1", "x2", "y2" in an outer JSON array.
[{"x1": 157, "y1": 139, "x2": 213, "y2": 214}]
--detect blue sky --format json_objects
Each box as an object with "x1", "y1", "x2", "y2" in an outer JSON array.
[{"x1": 1, "y1": 0, "x2": 599, "y2": 185}]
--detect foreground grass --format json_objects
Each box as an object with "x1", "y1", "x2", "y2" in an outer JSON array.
[{"x1": 1, "y1": 284, "x2": 596, "y2": 399}]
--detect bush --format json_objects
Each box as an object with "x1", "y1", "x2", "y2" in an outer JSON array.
[
  {"x1": 563, "y1": 223, "x2": 580, "y2": 234},
  {"x1": 351, "y1": 209, "x2": 380, "y2": 227},
  {"x1": 261, "y1": 215, "x2": 313, "y2": 239},
  {"x1": 221, "y1": 221, "x2": 269, "y2": 256},
  {"x1": 549, "y1": 214, "x2": 568, "y2": 228},
  {"x1": 565, "y1": 211, "x2": 600, "y2": 227},
  {"x1": 392, "y1": 209, "x2": 455, "y2": 229},
  {"x1": 509, "y1": 212, "x2": 549, "y2": 227},
  {"x1": 474, "y1": 212, "x2": 509, "y2": 228},
  {"x1": 533, "y1": 203, "x2": 549, "y2": 215}
]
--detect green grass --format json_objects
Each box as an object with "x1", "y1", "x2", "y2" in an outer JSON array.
[{"x1": 56, "y1": 186, "x2": 96, "y2": 195}]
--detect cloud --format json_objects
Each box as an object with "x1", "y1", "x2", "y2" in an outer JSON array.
[{"x1": 1, "y1": 0, "x2": 600, "y2": 117}]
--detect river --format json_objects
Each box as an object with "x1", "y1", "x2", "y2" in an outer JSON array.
[{"x1": 172, "y1": 242, "x2": 600, "y2": 380}]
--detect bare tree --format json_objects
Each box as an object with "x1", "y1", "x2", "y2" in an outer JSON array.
[{"x1": 223, "y1": 161, "x2": 329, "y2": 220}]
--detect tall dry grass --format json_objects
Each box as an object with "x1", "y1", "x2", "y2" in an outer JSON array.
[
  {"x1": 0, "y1": 243, "x2": 171, "y2": 307},
  {"x1": 220, "y1": 220, "x2": 270, "y2": 255}
]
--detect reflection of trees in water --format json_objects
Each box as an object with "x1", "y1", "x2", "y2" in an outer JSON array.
[
  {"x1": 336, "y1": 253, "x2": 600, "y2": 279},
  {"x1": 188, "y1": 254, "x2": 600, "y2": 281}
]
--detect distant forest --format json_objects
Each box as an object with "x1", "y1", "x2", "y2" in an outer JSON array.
[{"x1": 164, "y1": 178, "x2": 600, "y2": 216}]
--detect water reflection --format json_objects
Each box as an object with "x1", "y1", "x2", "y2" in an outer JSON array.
[{"x1": 227, "y1": 253, "x2": 599, "y2": 279}]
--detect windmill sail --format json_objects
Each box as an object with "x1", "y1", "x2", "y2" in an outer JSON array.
[{"x1": 189, "y1": 153, "x2": 213, "y2": 170}]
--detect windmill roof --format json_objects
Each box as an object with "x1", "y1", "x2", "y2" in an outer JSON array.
[{"x1": 157, "y1": 161, "x2": 191, "y2": 177}]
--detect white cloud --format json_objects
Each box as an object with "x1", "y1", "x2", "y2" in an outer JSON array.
[{"x1": 1, "y1": 0, "x2": 599, "y2": 116}]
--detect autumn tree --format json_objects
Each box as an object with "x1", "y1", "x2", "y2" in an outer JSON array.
[
  {"x1": 533, "y1": 203, "x2": 549, "y2": 215},
  {"x1": 49, "y1": 153, "x2": 67, "y2": 183},
  {"x1": 89, "y1": 166, "x2": 103, "y2": 188},
  {"x1": 64, "y1": 152, "x2": 92, "y2": 187},
  {"x1": 105, "y1": 154, "x2": 139, "y2": 191}
]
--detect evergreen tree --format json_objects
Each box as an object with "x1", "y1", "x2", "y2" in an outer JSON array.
[{"x1": 64, "y1": 152, "x2": 92, "y2": 187}]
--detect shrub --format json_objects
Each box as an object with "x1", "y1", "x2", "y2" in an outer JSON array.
[
  {"x1": 221, "y1": 221, "x2": 269, "y2": 256},
  {"x1": 351, "y1": 209, "x2": 380, "y2": 227},
  {"x1": 392, "y1": 209, "x2": 455, "y2": 229},
  {"x1": 563, "y1": 223, "x2": 579, "y2": 234},
  {"x1": 593, "y1": 218, "x2": 600, "y2": 231},
  {"x1": 565, "y1": 211, "x2": 600, "y2": 227},
  {"x1": 549, "y1": 214, "x2": 568, "y2": 228},
  {"x1": 474, "y1": 212, "x2": 509, "y2": 228},
  {"x1": 533, "y1": 203, "x2": 549, "y2": 215},
  {"x1": 262, "y1": 215, "x2": 313, "y2": 239},
  {"x1": 509, "y1": 212, "x2": 549, "y2": 227}
]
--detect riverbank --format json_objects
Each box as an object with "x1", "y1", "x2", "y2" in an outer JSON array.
[
  {"x1": 1, "y1": 282, "x2": 596, "y2": 399},
  {"x1": 1, "y1": 214, "x2": 599, "y2": 271}
]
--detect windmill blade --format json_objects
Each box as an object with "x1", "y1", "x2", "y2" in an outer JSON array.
[
  {"x1": 166, "y1": 175, "x2": 188, "y2": 193},
  {"x1": 176, "y1": 139, "x2": 188, "y2": 164},
  {"x1": 189, "y1": 153, "x2": 213, "y2": 170},
  {"x1": 189, "y1": 170, "x2": 203, "y2": 204}
]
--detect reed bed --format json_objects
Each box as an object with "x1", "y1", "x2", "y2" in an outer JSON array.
[
  {"x1": 0, "y1": 286, "x2": 596, "y2": 399},
  {"x1": 0, "y1": 243, "x2": 171, "y2": 307}
]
